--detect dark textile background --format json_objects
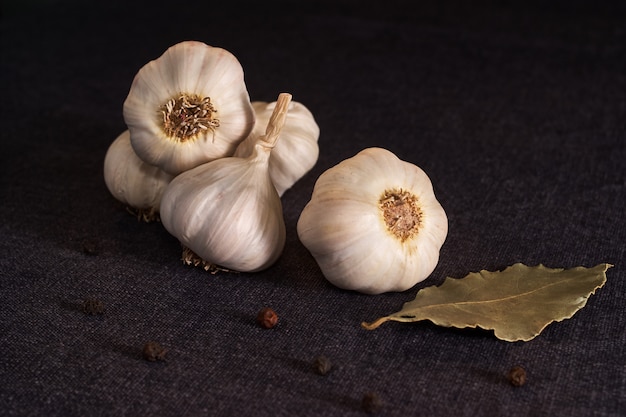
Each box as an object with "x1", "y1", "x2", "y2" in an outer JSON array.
[{"x1": 1, "y1": 1, "x2": 624, "y2": 416}]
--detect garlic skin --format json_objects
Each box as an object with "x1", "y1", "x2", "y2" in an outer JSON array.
[
  {"x1": 159, "y1": 94, "x2": 292, "y2": 272},
  {"x1": 103, "y1": 130, "x2": 174, "y2": 221},
  {"x1": 123, "y1": 41, "x2": 255, "y2": 175},
  {"x1": 234, "y1": 100, "x2": 320, "y2": 196},
  {"x1": 297, "y1": 147, "x2": 448, "y2": 294}
]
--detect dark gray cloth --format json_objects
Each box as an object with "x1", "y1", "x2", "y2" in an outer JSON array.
[{"x1": 1, "y1": 1, "x2": 625, "y2": 416}]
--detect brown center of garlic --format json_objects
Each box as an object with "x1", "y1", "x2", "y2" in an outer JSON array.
[
  {"x1": 160, "y1": 93, "x2": 220, "y2": 142},
  {"x1": 379, "y1": 188, "x2": 422, "y2": 242}
]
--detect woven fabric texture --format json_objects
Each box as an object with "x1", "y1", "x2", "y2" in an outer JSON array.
[{"x1": 1, "y1": 1, "x2": 625, "y2": 416}]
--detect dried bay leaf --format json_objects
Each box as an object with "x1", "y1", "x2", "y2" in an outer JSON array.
[{"x1": 362, "y1": 263, "x2": 612, "y2": 341}]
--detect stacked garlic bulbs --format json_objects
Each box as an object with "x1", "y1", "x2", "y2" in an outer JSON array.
[{"x1": 104, "y1": 41, "x2": 318, "y2": 232}]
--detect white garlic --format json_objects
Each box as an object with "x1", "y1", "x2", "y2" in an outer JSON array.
[
  {"x1": 123, "y1": 41, "x2": 255, "y2": 175},
  {"x1": 159, "y1": 93, "x2": 293, "y2": 272},
  {"x1": 103, "y1": 130, "x2": 174, "y2": 222},
  {"x1": 297, "y1": 147, "x2": 448, "y2": 294},
  {"x1": 234, "y1": 100, "x2": 320, "y2": 196}
]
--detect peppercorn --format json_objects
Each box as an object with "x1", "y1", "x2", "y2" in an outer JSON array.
[
  {"x1": 142, "y1": 341, "x2": 167, "y2": 362},
  {"x1": 361, "y1": 391, "x2": 382, "y2": 413},
  {"x1": 256, "y1": 307, "x2": 278, "y2": 329},
  {"x1": 507, "y1": 365, "x2": 527, "y2": 387},
  {"x1": 313, "y1": 355, "x2": 332, "y2": 375},
  {"x1": 82, "y1": 298, "x2": 104, "y2": 315}
]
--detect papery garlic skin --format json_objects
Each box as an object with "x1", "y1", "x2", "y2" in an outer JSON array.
[
  {"x1": 234, "y1": 100, "x2": 320, "y2": 196},
  {"x1": 297, "y1": 147, "x2": 448, "y2": 294},
  {"x1": 160, "y1": 150, "x2": 285, "y2": 272},
  {"x1": 103, "y1": 130, "x2": 174, "y2": 221},
  {"x1": 159, "y1": 94, "x2": 292, "y2": 273},
  {"x1": 123, "y1": 41, "x2": 255, "y2": 175}
]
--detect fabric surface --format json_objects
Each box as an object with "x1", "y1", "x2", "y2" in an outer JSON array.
[{"x1": 1, "y1": 1, "x2": 625, "y2": 416}]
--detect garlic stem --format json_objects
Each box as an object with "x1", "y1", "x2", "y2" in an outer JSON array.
[{"x1": 259, "y1": 93, "x2": 292, "y2": 148}]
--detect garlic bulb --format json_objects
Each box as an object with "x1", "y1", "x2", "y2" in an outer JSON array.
[
  {"x1": 123, "y1": 41, "x2": 255, "y2": 175},
  {"x1": 103, "y1": 130, "x2": 174, "y2": 222},
  {"x1": 234, "y1": 100, "x2": 320, "y2": 196},
  {"x1": 297, "y1": 147, "x2": 448, "y2": 294},
  {"x1": 160, "y1": 93, "x2": 293, "y2": 272}
]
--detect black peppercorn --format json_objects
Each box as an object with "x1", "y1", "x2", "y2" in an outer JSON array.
[
  {"x1": 361, "y1": 391, "x2": 382, "y2": 413},
  {"x1": 507, "y1": 365, "x2": 527, "y2": 387},
  {"x1": 313, "y1": 355, "x2": 332, "y2": 375},
  {"x1": 142, "y1": 341, "x2": 167, "y2": 362},
  {"x1": 256, "y1": 307, "x2": 278, "y2": 329},
  {"x1": 82, "y1": 298, "x2": 104, "y2": 315}
]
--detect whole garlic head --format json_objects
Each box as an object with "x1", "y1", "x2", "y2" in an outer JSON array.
[
  {"x1": 159, "y1": 93, "x2": 293, "y2": 272},
  {"x1": 234, "y1": 100, "x2": 320, "y2": 196},
  {"x1": 103, "y1": 130, "x2": 174, "y2": 222},
  {"x1": 123, "y1": 41, "x2": 255, "y2": 175},
  {"x1": 297, "y1": 147, "x2": 448, "y2": 294}
]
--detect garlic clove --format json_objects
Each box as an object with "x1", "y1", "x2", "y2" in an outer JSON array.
[
  {"x1": 160, "y1": 93, "x2": 293, "y2": 272},
  {"x1": 234, "y1": 100, "x2": 320, "y2": 196},
  {"x1": 123, "y1": 41, "x2": 255, "y2": 176},
  {"x1": 297, "y1": 147, "x2": 448, "y2": 294},
  {"x1": 103, "y1": 130, "x2": 174, "y2": 222}
]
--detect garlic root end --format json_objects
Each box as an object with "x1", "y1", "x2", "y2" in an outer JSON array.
[
  {"x1": 181, "y1": 245, "x2": 235, "y2": 274},
  {"x1": 125, "y1": 206, "x2": 160, "y2": 223}
]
